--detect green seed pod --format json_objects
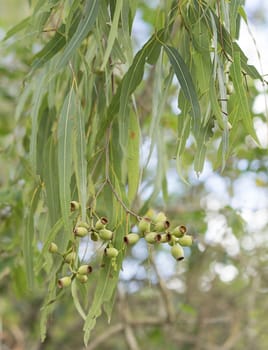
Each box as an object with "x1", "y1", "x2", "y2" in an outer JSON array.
[
  {"x1": 145, "y1": 209, "x2": 156, "y2": 220},
  {"x1": 158, "y1": 233, "x2": 172, "y2": 243},
  {"x1": 74, "y1": 226, "x2": 88, "y2": 237},
  {"x1": 99, "y1": 228, "x2": 113, "y2": 241},
  {"x1": 154, "y1": 220, "x2": 170, "y2": 232},
  {"x1": 155, "y1": 212, "x2": 167, "y2": 223},
  {"x1": 64, "y1": 252, "x2": 76, "y2": 264},
  {"x1": 77, "y1": 265, "x2": 93, "y2": 275},
  {"x1": 95, "y1": 217, "x2": 108, "y2": 230},
  {"x1": 138, "y1": 217, "x2": 151, "y2": 233},
  {"x1": 178, "y1": 234, "x2": 193, "y2": 247},
  {"x1": 172, "y1": 225, "x2": 187, "y2": 238},
  {"x1": 171, "y1": 244, "x2": 184, "y2": 261},
  {"x1": 57, "y1": 276, "x2": 72, "y2": 288},
  {"x1": 124, "y1": 233, "x2": 140, "y2": 245},
  {"x1": 77, "y1": 221, "x2": 90, "y2": 230},
  {"x1": 144, "y1": 232, "x2": 159, "y2": 244},
  {"x1": 76, "y1": 274, "x2": 88, "y2": 283},
  {"x1": 70, "y1": 201, "x2": 80, "y2": 212},
  {"x1": 104, "y1": 247, "x2": 119, "y2": 258},
  {"x1": 49, "y1": 242, "x2": 58, "y2": 254},
  {"x1": 91, "y1": 231, "x2": 99, "y2": 241}
]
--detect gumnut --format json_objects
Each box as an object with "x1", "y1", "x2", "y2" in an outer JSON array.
[
  {"x1": 77, "y1": 265, "x2": 93, "y2": 275},
  {"x1": 144, "y1": 232, "x2": 159, "y2": 244},
  {"x1": 70, "y1": 201, "x2": 80, "y2": 212},
  {"x1": 124, "y1": 233, "x2": 140, "y2": 245},
  {"x1": 76, "y1": 274, "x2": 88, "y2": 283},
  {"x1": 155, "y1": 212, "x2": 167, "y2": 223},
  {"x1": 74, "y1": 226, "x2": 88, "y2": 237},
  {"x1": 172, "y1": 225, "x2": 187, "y2": 238},
  {"x1": 104, "y1": 247, "x2": 119, "y2": 258},
  {"x1": 154, "y1": 220, "x2": 170, "y2": 232},
  {"x1": 95, "y1": 217, "x2": 108, "y2": 230},
  {"x1": 99, "y1": 228, "x2": 113, "y2": 241},
  {"x1": 91, "y1": 232, "x2": 99, "y2": 241},
  {"x1": 64, "y1": 252, "x2": 76, "y2": 264},
  {"x1": 178, "y1": 234, "x2": 193, "y2": 247},
  {"x1": 58, "y1": 276, "x2": 72, "y2": 288},
  {"x1": 158, "y1": 233, "x2": 172, "y2": 243},
  {"x1": 171, "y1": 244, "x2": 184, "y2": 261},
  {"x1": 138, "y1": 217, "x2": 151, "y2": 233},
  {"x1": 49, "y1": 242, "x2": 58, "y2": 253}
]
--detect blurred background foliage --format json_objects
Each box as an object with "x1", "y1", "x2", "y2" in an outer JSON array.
[{"x1": 0, "y1": 1, "x2": 268, "y2": 349}]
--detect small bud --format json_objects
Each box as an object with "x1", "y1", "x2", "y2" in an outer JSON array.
[
  {"x1": 171, "y1": 244, "x2": 184, "y2": 261},
  {"x1": 76, "y1": 274, "x2": 88, "y2": 283},
  {"x1": 77, "y1": 265, "x2": 93, "y2": 275},
  {"x1": 91, "y1": 232, "x2": 99, "y2": 241},
  {"x1": 124, "y1": 233, "x2": 140, "y2": 245},
  {"x1": 172, "y1": 225, "x2": 187, "y2": 238},
  {"x1": 95, "y1": 217, "x2": 108, "y2": 230},
  {"x1": 99, "y1": 228, "x2": 113, "y2": 241},
  {"x1": 49, "y1": 242, "x2": 58, "y2": 254},
  {"x1": 74, "y1": 226, "x2": 88, "y2": 237},
  {"x1": 104, "y1": 247, "x2": 119, "y2": 258},
  {"x1": 64, "y1": 252, "x2": 76, "y2": 264},
  {"x1": 70, "y1": 201, "x2": 80, "y2": 212},
  {"x1": 58, "y1": 276, "x2": 72, "y2": 288},
  {"x1": 138, "y1": 217, "x2": 151, "y2": 233},
  {"x1": 178, "y1": 234, "x2": 193, "y2": 247},
  {"x1": 144, "y1": 232, "x2": 159, "y2": 244},
  {"x1": 154, "y1": 220, "x2": 170, "y2": 232}
]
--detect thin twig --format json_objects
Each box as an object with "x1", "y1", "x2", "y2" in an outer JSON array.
[
  {"x1": 151, "y1": 255, "x2": 176, "y2": 323},
  {"x1": 85, "y1": 323, "x2": 124, "y2": 350}
]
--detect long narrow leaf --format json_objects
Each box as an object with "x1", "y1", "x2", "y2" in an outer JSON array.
[
  {"x1": 164, "y1": 45, "x2": 201, "y2": 136},
  {"x1": 73, "y1": 93, "x2": 87, "y2": 221},
  {"x1": 58, "y1": 89, "x2": 75, "y2": 249},
  {"x1": 23, "y1": 183, "x2": 42, "y2": 290},
  {"x1": 58, "y1": 0, "x2": 99, "y2": 68},
  {"x1": 230, "y1": 50, "x2": 259, "y2": 143}
]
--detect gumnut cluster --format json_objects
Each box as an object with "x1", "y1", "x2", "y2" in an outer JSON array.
[
  {"x1": 48, "y1": 201, "x2": 120, "y2": 288},
  {"x1": 49, "y1": 202, "x2": 193, "y2": 289},
  {"x1": 124, "y1": 210, "x2": 193, "y2": 261}
]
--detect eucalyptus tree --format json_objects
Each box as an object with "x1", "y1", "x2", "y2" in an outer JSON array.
[{"x1": 3, "y1": 0, "x2": 264, "y2": 345}]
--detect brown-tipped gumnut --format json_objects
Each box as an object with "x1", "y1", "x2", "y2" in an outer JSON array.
[
  {"x1": 154, "y1": 220, "x2": 170, "y2": 232},
  {"x1": 178, "y1": 234, "x2": 193, "y2": 247},
  {"x1": 95, "y1": 217, "x2": 108, "y2": 230},
  {"x1": 172, "y1": 225, "x2": 187, "y2": 238},
  {"x1": 49, "y1": 242, "x2": 58, "y2": 253},
  {"x1": 99, "y1": 228, "x2": 113, "y2": 241},
  {"x1": 76, "y1": 274, "x2": 88, "y2": 283},
  {"x1": 171, "y1": 244, "x2": 184, "y2": 261},
  {"x1": 138, "y1": 217, "x2": 151, "y2": 233},
  {"x1": 124, "y1": 233, "x2": 140, "y2": 245},
  {"x1": 64, "y1": 252, "x2": 76, "y2": 264},
  {"x1": 104, "y1": 247, "x2": 119, "y2": 258},
  {"x1": 70, "y1": 201, "x2": 80, "y2": 212},
  {"x1": 77, "y1": 265, "x2": 93, "y2": 275},
  {"x1": 158, "y1": 233, "x2": 172, "y2": 243},
  {"x1": 144, "y1": 232, "x2": 159, "y2": 244},
  {"x1": 57, "y1": 276, "x2": 72, "y2": 288},
  {"x1": 74, "y1": 226, "x2": 88, "y2": 237}
]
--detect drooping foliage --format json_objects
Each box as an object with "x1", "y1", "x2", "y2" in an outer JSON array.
[{"x1": 3, "y1": 0, "x2": 264, "y2": 344}]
